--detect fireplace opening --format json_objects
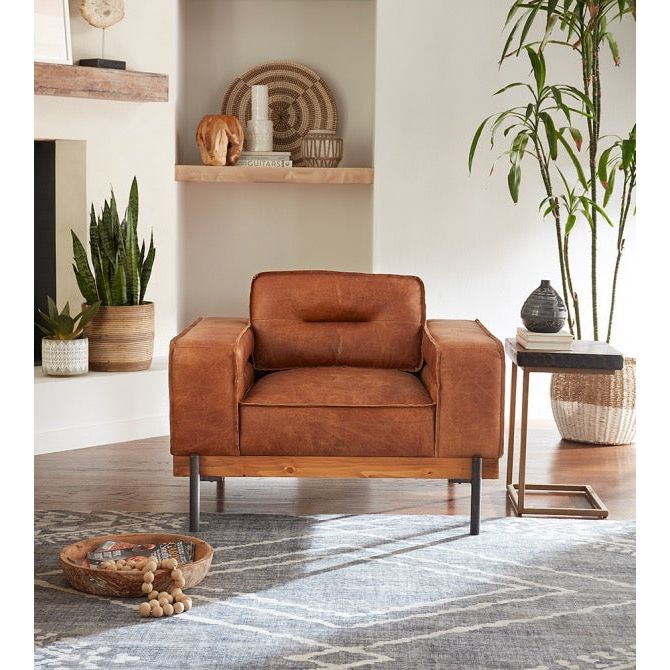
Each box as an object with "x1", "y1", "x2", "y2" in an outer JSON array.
[
  {"x1": 33, "y1": 139, "x2": 87, "y2": 365},
  {"x1": 34, "y1": 141, "x2": 56, "y2": 365}
]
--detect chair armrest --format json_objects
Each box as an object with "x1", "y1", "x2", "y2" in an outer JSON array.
[
  {"x1": 421, "y1": 319, "x2": 504, "y2": 459},
  {"x1": 169, "y1": 317, "x2": 254, "y2": 456}
]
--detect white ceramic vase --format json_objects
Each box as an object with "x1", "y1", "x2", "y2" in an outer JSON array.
[
  {"x1": 246, "y1": 119, "x2": 273, "y2": 152},
  {"x1": 41, "y1": 337, "x2": 89, "y2": 376}
]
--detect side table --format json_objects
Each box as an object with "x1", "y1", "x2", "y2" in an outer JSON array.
[{"x1": 504, "y1": 338, "x2": 624, "y2": 518}]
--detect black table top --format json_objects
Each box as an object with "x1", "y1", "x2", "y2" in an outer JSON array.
[{"x1": 505, "y1": 338, "x2": 624, "y2": 371}]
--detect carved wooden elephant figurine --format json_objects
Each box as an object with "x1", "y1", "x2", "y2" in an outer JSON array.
[{"x1": 196, "y1": 115, "x2": 244, "y2": 166}]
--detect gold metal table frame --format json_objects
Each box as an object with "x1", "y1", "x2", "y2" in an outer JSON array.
[{"x1": 506, "y1": 363, "x2": 610, "y2": 518}]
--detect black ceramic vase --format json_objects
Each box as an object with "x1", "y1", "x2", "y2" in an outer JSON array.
[{"x1": 520, "y1": 280, "x2": 567, "y2": 333}]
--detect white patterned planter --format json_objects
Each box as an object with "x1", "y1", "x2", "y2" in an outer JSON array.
[
  {"x1": 550, "y1": 357, "x2": 635, "y2": 445},
  {"x1": 41, "y1": 338, "x2": 89, "y2": 377}
]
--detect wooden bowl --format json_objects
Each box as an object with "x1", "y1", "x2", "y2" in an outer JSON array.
[{"x1": 59, "y1": 533, "x2": 213, "y2": 597}]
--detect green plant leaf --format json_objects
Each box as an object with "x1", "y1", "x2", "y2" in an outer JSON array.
[
  {"x1": 129, "y1": 176, "x2": 139, "y2": 226},
  {"x1": 37, "y1": 309, "x2": 62, "y2": 337},
  {"x1": 568, "y1": 126, "x2": 582, "y2": 151},
  {"x1": 500, "y1": 7, "x2": 530, "y2": 63},
  {"x1": 558, "y1": 86, "x2": 595, "y2": 112},
  {"x1": 71, "y1": 231, "x2": 98, "y2": 304},
  {"x1": 140, "y1": 233, "x2": 155, "y2": 303},
  {"x1": 493, "y1": 82, "x2": 532, "y2": 96},
  {"x1": 47, "y1": 296, "x2": 58, "y2": 321},
  {"x1": 511, "y1": 131, "x2": 530, "y2": 163},
  {"x1": 526, "y1": 46, "x2": 545, "y2": 92},
  {"x1": 540, "y1": 112, "x2": 558, "y2": 160},
  {"x1": 111, "y1": 262, "x2": 127, "y2": 305},
  {"x1": 603, "y1": 166, "x2": 616, "y2": 207},
  {"x1": 550, "y1": 85, "x2": 563, "y2": 107},
  {"x1": 557, "y1": 131, "x2": 587, "y2": 188},
  {"x1": 124, "y1": 207, "x2": 140, "y2": 305},
  {"x1": 604, "y1": 32, "x2": 621, "y2": 65},
  {"x1": 36, "y1": 323, "x2": 52, "y2": 337},
  {"x1": 621, "y1": 137, "x2": 634, "y2": 170},
  {"x1": 469, "y1": 116, "x2": 491, "y2": 172},
  {"x1": 508, "y1": 164, "x2": 521, "y2": 203},
  {"x1": 580, "y1": 195, "x2": 614, "y2": 228},
  {"x1": 540, "y1": 13, "x2": 558, "y2": 51},
  {"x1": 55, "y1": 313, "x2": 75, "y2": 335},
  {"x1": 598, "y1": 146, "x2": 614, "y2": 187},
  {"x1": 518, "y1": 3, "x2": 542, "y2": 56},
  {"x1": 98, "y1": 202, "x2": 115, "y2": 265},
  {"x1": 75, "y1": 301, "x2": 100, "y2": 332}
]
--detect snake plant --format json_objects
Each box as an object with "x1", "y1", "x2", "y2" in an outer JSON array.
[
  {"x1": 71, "y1": 177, "x2": 155, "y2": 306},
  {"x1": 36, "y1": 298, "x2": 100, "y2": 340}
]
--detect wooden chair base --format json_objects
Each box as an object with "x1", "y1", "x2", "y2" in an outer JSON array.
[
  {"x1": 506, "y1": 483, "x2": 609, "y2": 518},
  {"x1": 183, "y1": 455, "x2": 491, "y2": 535}
]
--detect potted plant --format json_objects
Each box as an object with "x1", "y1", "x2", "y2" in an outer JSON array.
[
  {"x1": 36, "y1": 298, "x2": 99, "y2": 376},
  {"x1": 469, "y1": 1, "x2": 636, "y2": 445},
  {"x1": 71, "y1": 177, "x2": 156, "y2": 372}
]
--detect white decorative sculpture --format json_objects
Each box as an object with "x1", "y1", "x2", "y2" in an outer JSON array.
[
  {"x1": 79, "y1": 0, "x2": 126, "y2": 68},
  {"x1": 246, "y1": 85, "x2": 274, "y2": 152}
]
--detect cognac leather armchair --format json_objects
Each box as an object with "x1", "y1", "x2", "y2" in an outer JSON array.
[{"x1": 169, "y1": 271, "x2": 505, "y2": 534}]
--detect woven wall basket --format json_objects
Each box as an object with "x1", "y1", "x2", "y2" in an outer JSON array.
[
  {"x1": 550, "y1": 357, "x2": 636, "y2": 445},
  {"x1": 85, "y1": 303, "x2": 154, "y2": 372},
  {"x1": 222, "y1": 61, "x2": 338, "y2": 166}
]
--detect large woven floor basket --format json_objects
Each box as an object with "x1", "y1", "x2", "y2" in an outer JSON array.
[
  {"x1": 86, "y1": 303, "x2": 154, "y2": 372},
  {"x1": 550, "y1": 357, "x2": 636, "y2": 445}
]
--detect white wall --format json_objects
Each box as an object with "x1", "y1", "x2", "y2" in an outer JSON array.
[
  {"x1": 35, "y1": 0, "x2": 181, "y2": 357},
  {"x1": 177, "y1": 0, "x2": 375, "y2": 324},
  {"x1": 374, "y1": 0, "x2": 636, "y2": 417}
]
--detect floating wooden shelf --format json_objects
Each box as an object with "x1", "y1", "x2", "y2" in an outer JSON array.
[
  {"x1": 175, "y1": 165, "x2": 374, "y2": 185},
  {"x1": 34, "y1": 62, "x2": 169, "y2": 102}
]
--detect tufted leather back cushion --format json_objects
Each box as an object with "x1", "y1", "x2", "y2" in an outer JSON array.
[{"x1": 250, "y1": 271, "x2": 426, "y2": 371}]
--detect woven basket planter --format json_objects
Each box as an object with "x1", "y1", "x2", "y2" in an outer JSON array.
[
  {"x1": 85, "y1": 302, "x2": 154, "y2": 372},
  {"x1": 550, "y1": 357, "x2": 636, "y2": 445}
]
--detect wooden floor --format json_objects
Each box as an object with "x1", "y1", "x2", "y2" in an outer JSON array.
[{"x1": 35, "y1": 422, "x2": 635, "y2": 521}]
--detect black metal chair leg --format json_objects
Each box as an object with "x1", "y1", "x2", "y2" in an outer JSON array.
[
  {"x1": 470, "y1": 456, "x2": 482, "y2": 535},
  {"x1": 216, "y1": 477, "x2": 225, "y2": 513},
  {"x1": 190, "y1": 454, "x2": 200, "y2": 532}
]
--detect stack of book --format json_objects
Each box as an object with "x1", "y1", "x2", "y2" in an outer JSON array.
[
  {"x1": 516, "y1": 327, "x2": 574, "y2": 350},
  {"x1": 236, "y1": 151, "x2": 292, "y2": 167}
]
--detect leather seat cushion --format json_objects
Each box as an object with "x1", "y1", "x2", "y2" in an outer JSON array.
[{"x1": 240, "y1": 367, "x2": 435, "y2": 457}]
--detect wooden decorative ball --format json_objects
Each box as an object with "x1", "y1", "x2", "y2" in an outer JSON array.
[
  {"x1": 151, "y1": 605, "x2": 163, "y2": 618},
  {"x1": 173, "y1": 601, "x2": 184, "y2": 615},
  {"x1": 139, "y1": 602, "x2": 151, "y2": 617},
  {"x1": 141, "y1": 582, "x2": 153, "y2": 594},
  {"x1": 162, "y1": 603, "x2": 174, "y2": 616}
]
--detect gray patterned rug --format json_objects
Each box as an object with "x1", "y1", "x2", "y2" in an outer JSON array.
[{"x1": 35, "y1": 511, "x2": 635, "y2": 669}]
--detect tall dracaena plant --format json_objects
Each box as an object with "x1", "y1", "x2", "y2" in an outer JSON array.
[
  {"x1": 469, "y1": 46, "x2": 594, "y2": 336},
  {"x1": 499, "y1": 0, "x2": 635, "y2": 339}
]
